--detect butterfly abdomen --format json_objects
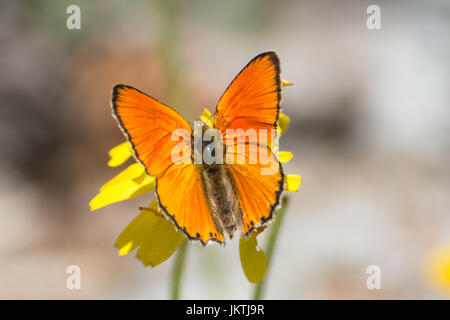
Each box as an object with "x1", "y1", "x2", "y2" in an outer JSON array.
[{"x1": 199, "y1": 163, "x2": 243, "y2": 240}]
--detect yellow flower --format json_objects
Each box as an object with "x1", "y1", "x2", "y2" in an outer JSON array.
[
  {"x1": 425, "y1": 241, "x2": 450, "y2": 296},
  {"x1": 90, "y1": 80, "x2": 301, "y2": 282}
]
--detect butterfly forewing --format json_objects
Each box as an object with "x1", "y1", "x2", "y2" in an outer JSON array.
[
  {"x1": 214, "y1": 51, "x2": 281, "y2": 145},
  {"x1": 111, "y1": 85, "x2": 192, "y2": 178}
]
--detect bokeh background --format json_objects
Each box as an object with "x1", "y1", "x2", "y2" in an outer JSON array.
[{"x1": 1, "y1": 0, "x2": 449, "y2": 299}]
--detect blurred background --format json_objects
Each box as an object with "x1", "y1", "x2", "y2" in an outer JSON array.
[{"x1": 0, "y1": 0, "x2": 449, "y2": 299}]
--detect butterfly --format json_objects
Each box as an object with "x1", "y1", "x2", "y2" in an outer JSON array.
[{"x1": 111, "y1": 51, "x2": 284, "y2": 246}]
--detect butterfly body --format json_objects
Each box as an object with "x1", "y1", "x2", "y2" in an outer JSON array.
[
  {"x1": 199, "y1": 161, "x2": 243, "y2": 240},
  {"x1": 112, "y1": 51, "x2": 284, "y2": 245}
]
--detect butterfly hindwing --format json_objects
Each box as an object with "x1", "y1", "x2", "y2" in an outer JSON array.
[
  {"x1": 156, "y1": 163, "x2": 224, "y2": 245},
  {"x1": 225, "y1": 142, "x2": 284, "y2": 236}
]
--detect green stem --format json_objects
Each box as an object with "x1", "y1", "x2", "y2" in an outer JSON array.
[
  {"x1": 170, "y1": 240, "x2": 188, "y2": 300},
  {"x1": 253, "y1": 196, "x2": 289, "y2": 300}
]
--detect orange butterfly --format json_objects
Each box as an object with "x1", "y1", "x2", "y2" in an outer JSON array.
[{"x1": 111, "y1": 51, "x2": 284, "y2": 246}]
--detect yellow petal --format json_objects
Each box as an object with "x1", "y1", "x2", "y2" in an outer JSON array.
[
  {"x1": 115, "y1": 200, "x2": 185, "y2": 267},
  {"x1": 108, "y1": 142, "x2": 133, "y2": 167},
  {"x1": 282, "y1": 79, "x2": 294, "y2": 87},
  {"x1": 89, "y1": 169, "x2": 155, "y2": 211},
  {"x1": 285, "y1": 174, "x2": 302, "y2": 192},
  {"x1": 278, "y1": 112, "x2": 290, "y2": 134},
  {"x1": 239, "y1": 229, "x2": 267, "y2": 283},
  {"x1": 100, "y1": 163, "x2": 146, "y2": 192},
  {"x1": 425, "y1": 242, "x2": 450, "y2": 295},
  {"x1": 278, "y1": 151, "x2": 293, "y2": 163},
  {"x1": 200, "y1": 108, "x2": 214, "y2": 127},
  {"x1": 119, "y1": 242, "x2": 134, "y2": 256}
]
